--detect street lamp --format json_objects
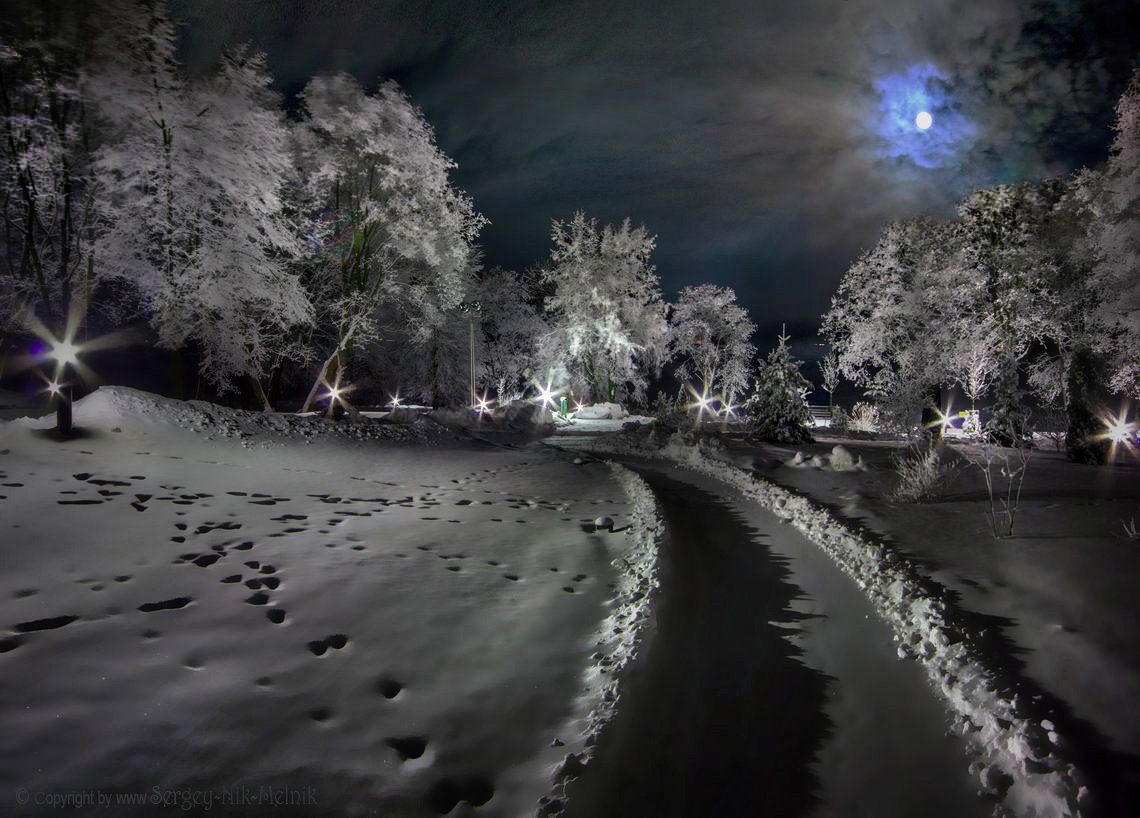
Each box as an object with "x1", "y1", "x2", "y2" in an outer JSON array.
[{"x1": 44, "y1": 335, "x2": 83, "y2": 436}]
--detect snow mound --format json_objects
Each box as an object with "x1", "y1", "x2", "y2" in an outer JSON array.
[
  {"x1": 22, "y1": 386, "x2": 461, "y2": 447},
  {"x1": 787, "y1": 445, "x2": 865, "y2": 471},
  {"x1": 573, "y1": 403, "x2": 627, "y2": 420}
]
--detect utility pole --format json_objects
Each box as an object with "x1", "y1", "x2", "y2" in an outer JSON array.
[{"x1": 459, "y1": 301, "x2": 482, "y2": 409}]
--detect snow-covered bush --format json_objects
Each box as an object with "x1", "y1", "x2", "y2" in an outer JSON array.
[
  {"x1": 744, "y1": 329, "x2": 814, "y2": 444},
  {"x1": 889, "y1": 441, "x2": 958, "y2": 503},
  {"x1": 847, "y1": 401, "x2": 881, "y2": 433}
]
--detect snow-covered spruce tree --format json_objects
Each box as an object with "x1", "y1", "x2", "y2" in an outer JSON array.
[
  {"x1": 475, "y1": 268, "x2": 546, "y2": 404},
  {"x1": 291, "y1": 73, "x2": 485, "y2": 412},
  {"x1": 538, "y1": 212, "x2": 667, "y2": 406},
  {"x1": 93, "y1": 5, "x2": 310, "y2": 401},
  {"x1": 0, "y1": 1, "x2": 102, "y2": 369},
  {"x1": 744, "y1": 329, "x2": 814, "y2": 444},
  {"x1": 668, "y1": 284, "x2": 756, "y2": 406},
  {"x1": 1079, "y1": 68, "x2": 1140, "y2": 401}
]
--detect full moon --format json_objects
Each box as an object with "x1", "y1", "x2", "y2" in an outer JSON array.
[{"x1": 915, "y1": 111, "x2": 933, "y2": 130}]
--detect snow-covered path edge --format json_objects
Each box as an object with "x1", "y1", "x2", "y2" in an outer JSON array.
[
  {"x1": 576, "y1": 434, "x2": 1085, "y2": 818},
  {"x1": 537, "y1": 462, "x2": 662, "y2": 817}
]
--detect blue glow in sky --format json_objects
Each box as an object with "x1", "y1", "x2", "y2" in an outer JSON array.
[{"x1": 873, "y1": 64, "x2": 973, "y2": 169}]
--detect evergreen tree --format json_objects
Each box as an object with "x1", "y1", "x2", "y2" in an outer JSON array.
[{"x1": 745, "y1": 328, "x2": 814, "y2": 444}]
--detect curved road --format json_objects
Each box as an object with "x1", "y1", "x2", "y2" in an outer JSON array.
[{"x1": 563, "y1": 459, "x2": 989, "y2": 818}]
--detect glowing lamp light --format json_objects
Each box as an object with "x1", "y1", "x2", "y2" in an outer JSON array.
[
  {"x1": 532, "y1": 377, "x2": 559, "y2": 409},
  {"x1": 50, "y1": 338, "x2": 81, "y2": 367},
  {"x1": 687, "y1": 386, "x2": 714, "y2": 417},
  {"x1": 915, "y1": 111, "x2": 933, "y2": 130},
  {"x1": 45, "y1": 380, "x2": 63, "y2": 397},
  {"x1": 1105, "y1": 416, "x2": 1135, "y2": 445},
  {"x1": 325, "y1": 385, "x2": 344, "y2": 404},
  {"x1": 387, "y1": 393, "x2": 403, "y2": 409},
  {"x1": 473, "y1": 393, "x2": 493, "y2": 415}
]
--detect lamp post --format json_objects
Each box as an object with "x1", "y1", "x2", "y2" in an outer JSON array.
[{"x1": 48, "y1": 338, "x2": 81, "y2": 436}]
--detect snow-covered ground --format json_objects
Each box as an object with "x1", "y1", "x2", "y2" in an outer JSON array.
[
  {"x1": 731, "y1": 435, "x2": 1140, "y2": 814},
  {"x1": 0, "y1": 388, "x2": 657, "y2": 817}
]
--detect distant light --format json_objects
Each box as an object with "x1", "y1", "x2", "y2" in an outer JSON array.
[
  {"x1": 46, "y1": 381, "x2": 63, "y2": 397},
  {"x1": 387, "y1": 393, "x2": 403, "y2": 409},
  {"x1": 927, "y1": 405, "x2": 954, "y2": 431},
  {"x1": 1105, "y1": 416, "x2": 1135, "y2": 444},
  {"x1": 915, "y1": 111, "x2": 933, "y2": 130},
  {"x1": 687, "y1": 385, "x2": 714, "y2": 417},
  {"x1": 325, "y1": 385, "x2": 343, "y2": 404},
  {"x1": 51, "y1": 339, "x2": 81, "y2": 366},
  {"x1": 473, "y1": 393, "x2": 492, "y2": 415},
  {"x1": 533, "y1": 377, "x2": 559, "y2": 409}
]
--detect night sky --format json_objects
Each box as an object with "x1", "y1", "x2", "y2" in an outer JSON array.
[{"x1": 171, "y1": 0, "x2": 1138, "y2": 346}]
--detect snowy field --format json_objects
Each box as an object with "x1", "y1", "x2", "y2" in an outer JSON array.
[
  {"x1": 0, "y1": 389, "x2": 654, "y2": 817},
  {"x1": 737, "y1": 434, "x2": 1140, "y2": 775}
]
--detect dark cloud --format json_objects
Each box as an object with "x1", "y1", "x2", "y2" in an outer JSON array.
[{"x1": 169, "y1": 0, "x2": 1138, "y2": 343}]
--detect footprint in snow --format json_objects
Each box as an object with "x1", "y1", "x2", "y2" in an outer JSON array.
[
  {"x1": 385, "y1": 736, "x2": 428, "y2": 761},
  {"x1": 138, "y1": 597, "x2": 192, "y2": 613},
  {"x1": 428, "y1": 776, "x2": 495, "y2": 813},
  {"x1": 377, "y1": 677, "x2": 404, "y2": 699}
]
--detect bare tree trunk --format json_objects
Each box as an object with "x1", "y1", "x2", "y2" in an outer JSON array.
[
  {"x1": 247, "y1": 374, "x2": 272, "y2": 412},
  {"x1": 267, "y1": 362, "x2": 283, "y2": 410},
  {"x1": 302, "y1": 349, "x2": 340, "y2": 413}
]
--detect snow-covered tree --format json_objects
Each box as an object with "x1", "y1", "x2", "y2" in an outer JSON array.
[
  {"x1": 668, "y1": 283, "x2": 756, "y2": 405},
  {"x1": 0, "y1": 1, "x2": 100, "y2": 354},
  {"x1": 744, "y1": 328, "x2": 814, "y2": 443},
  {"x1": 365, "y1": 301, "x2": 474, "y2": 409},
  {"x1": 1079, "y1": 68, "x2": 1140, "y2": 399},
  {"x1": 949, "y1": 317, "x2": 1000, "y2": 409},
  {"x1": 475, "y1": 268, "x2": 546, "y2": 403},
  {"x1": 817, "y1": 350, "x2": 840, "y2": 413},
  {"x1": 93, "y1": 3, "x2": 310, "y2": 399},
  {"x1": 539, "y1": 212, "x2": 667, "y2": 405},
  {"x1": 291, "y1": 73, "x2": 485, "y2": 411},
  {"x1": 821, "y1": 217, "x2": 960, "y2": 430},
  {"x1": 955, "y1": 183, "x2": 1061, "y2": 443}
]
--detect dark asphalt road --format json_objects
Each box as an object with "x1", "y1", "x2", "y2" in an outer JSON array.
[{"x1": 562, "y1": 464, "x2": 832, "y2": 818}]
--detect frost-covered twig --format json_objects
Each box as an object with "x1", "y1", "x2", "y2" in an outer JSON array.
[
  {"x1": 1123, "y1": 517, "x2": 1139, "y2": 540},
  {"x1": 965, "y1": 437, "x2": 1032, "y2": 539}
]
